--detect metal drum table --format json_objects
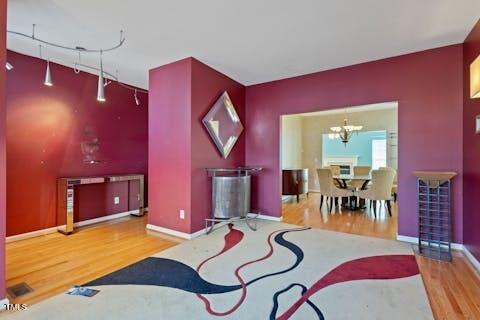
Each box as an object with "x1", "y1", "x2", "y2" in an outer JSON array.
[{"x1": 205, "y1": 167, "x2": 262, "y2": 234}]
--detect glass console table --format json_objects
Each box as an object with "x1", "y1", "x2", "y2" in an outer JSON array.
[{"x1": 56, "y1": 174, "x2": 145, "y2": 235}]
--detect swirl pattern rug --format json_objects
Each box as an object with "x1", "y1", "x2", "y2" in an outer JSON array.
[{"x1": 6, "y1": 221, "x2": 433, "y2": 320}]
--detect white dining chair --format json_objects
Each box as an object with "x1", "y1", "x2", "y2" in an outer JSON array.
[
  {"x1": 356, "y1": 169, "x2": 396, "y2": 218},
  {"x1": 317, "y1": 168, "x2": 354, "y2": 213},
  {"x1": 379, "y1": 167, "x2": 398, "y2": 202}
]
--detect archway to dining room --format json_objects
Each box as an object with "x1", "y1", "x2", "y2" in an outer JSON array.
[{"x1": 280, "y1": 102, "x2": 398, "y2": 240}]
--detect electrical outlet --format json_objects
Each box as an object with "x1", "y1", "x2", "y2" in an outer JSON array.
[
  {"x1": 179, "y1": 210, "x2": 185, "y2": 219},
  {"x1": 114, "y1": 196, "x2": 120, "y2": 205}
]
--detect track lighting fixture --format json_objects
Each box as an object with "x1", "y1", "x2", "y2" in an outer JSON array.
[
  {"x1": 9, "y1": 25, "x2": 147, "y2": 104},
  {"x1": 44, "y1": 60, "x2": 53, "y2": 86},
  {"x1": 134, "y1": 89, "x2": 140, "y2": 106},
  {"x1": 39, "y1": 45, "x2": 53, "y2": 86},
  {"x1": 97, "y1": 52, "x2": 106, "y2": 102}
]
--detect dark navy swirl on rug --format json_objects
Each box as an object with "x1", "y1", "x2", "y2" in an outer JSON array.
[
  {"x1": 85, "y1": 227, "x2": 310, "y2": 294},
  {"x1": 269, "y1": 283, "x2": 324, "y2": 320},
  {"x1": 85, "y1": 258, "x2": 241, "y2": 294}
]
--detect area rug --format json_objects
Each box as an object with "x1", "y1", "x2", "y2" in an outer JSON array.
[{"x1": 5, "y1": 221, "x2": 433, "y2": 319}]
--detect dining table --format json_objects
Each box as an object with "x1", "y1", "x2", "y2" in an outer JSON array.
[{"x1": 333, "y1": 174, "x2": 372, "y2": 210}]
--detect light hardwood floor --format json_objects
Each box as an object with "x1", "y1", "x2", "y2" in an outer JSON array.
[
  {"x1": 283, "y1": 192, "x2": 480, "y2": 319},
  {"x1": 282, "y1": 193, "x2": 398, "y2": 240},
  {"x1": 5, "y1": 215, "x2": 180, "y2": 306},
  {"x1": 5, "y1": 201, "x2": 480, "y2": 319}
]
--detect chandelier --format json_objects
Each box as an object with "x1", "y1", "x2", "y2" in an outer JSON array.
[{"x1": 328, "y1": 118, "x2": 363, "y2": 145}]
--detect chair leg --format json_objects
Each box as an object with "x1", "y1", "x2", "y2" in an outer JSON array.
[
  {"x1": 329, "y1": 197, "x2": 334, "y2": 213},
  {"x1": 393, "y1": 193, "x2": 397, "y2": 202},
  {"x1": 386, "y1": 200, "x2": 392, "y2": 217},
  {"x1": 296, "y1": 194, "x2": 299, "y2": 203},
  {"x1": 320, "y1": 195, "x2": 324, "y2": 210},
  {"x1": 334, "y1": 197, "x2": 338, "y2": 208},
  {"x1": 372, "y1": 200, "x2": 377, "y2": 218}
]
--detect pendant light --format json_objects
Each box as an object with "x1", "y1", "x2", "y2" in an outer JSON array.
[
  {"x1": 39, "y1": 45, "x2": 53, "y2": 86},
  {"x1": 44, "y1": 60, "x2": 53, "y2": 86},
  {"x1": 134, "y1": 89, "x2": 140, "y2": 106},
  {"x1": 97, "y1": 51, "x2": 106, "y2": 102}
]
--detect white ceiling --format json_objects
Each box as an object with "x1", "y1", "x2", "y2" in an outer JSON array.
[{"x1": 7, "y1": 0, "x2": 480, "y2": 89}]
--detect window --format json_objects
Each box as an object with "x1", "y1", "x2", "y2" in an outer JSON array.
[{"x1": 371, "y1": 139, "x2": 387, "y2": 169}]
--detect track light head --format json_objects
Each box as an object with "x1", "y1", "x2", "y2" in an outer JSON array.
[
  {"x1": 44, "y1": 61, "x2": 53, "y2": 86},
  {"x1": 5, "y1": 62, "x2": 13, "y2": 70},
  {"x1": 134, "y1": 89, "x2": 140, "y2": 106},
  {"x1": 97, "y1": 54, "x2": 106, "y2": 102}
]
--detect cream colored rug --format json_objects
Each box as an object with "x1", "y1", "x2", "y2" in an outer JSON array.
[{"x1": 5, "y1": 221, "x2": 433, "y2": 319}]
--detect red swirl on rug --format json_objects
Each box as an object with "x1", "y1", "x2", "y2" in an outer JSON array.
[
  {"x1": 196, "y1": 225, "x2": 302, "y2": 316},
  {"x1": 196, "y1": 223, "x2": 278, "y2": 316},
  {"x1": 276, "y1": 254, "x2": 420, "y2": 320}
]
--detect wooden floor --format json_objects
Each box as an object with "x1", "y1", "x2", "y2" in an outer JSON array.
[
  {"x1": 282, "y1": 193, "x2": 398, "y2": 240},
  {"x1": 283, "y1": 192, "x2": 480, "y2": 319},
  {"x1": 5, "y1": 201, "x2": 480, "y2": 319},
  {"x1": 5, "y1": 215, "x2": 180, "y2": 306}
]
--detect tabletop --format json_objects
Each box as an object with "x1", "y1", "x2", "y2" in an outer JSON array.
[{"x1": 333, "y1": 174, "x2": 371, "y2": 181}]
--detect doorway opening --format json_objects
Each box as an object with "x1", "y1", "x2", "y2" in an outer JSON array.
[{"x1": 280, "y1": 102, "x2": 398, "y2": 240}]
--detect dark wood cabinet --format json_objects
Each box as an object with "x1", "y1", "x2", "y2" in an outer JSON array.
[{"x1": 282, "y1": 169, "x2": 309, "y2": 202}]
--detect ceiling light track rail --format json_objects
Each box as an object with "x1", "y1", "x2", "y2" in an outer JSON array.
[
  {"x1": 73, "y1": 62, "x2": 148, "y2": 94},
  {"x1": 7, "y1": 24, "x2": 125, "y2": 53},
  {"x1": 6, "y1": 24, "x2": 146, "y2": 105}
]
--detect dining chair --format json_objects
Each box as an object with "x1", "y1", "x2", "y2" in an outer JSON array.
[
  {"x1": 325, "y1": 165, "x2": 346, "y2": 188},
  {"x1": 317, "y1": 168, "x2": 353, "y2": 213},
  {"x1": 348, "y1": 166, "x2": 371, "y2": 189},
  {"x1": 379, "y1": 167, "x2": 398, "y2": 202},
  {"x1": 356, "y1": 169, "x2": 396, "y2": 218}
]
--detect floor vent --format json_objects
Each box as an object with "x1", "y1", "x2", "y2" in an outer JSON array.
[{"x1": 6, "y1": 282, "x2": 33, "y2": 299}]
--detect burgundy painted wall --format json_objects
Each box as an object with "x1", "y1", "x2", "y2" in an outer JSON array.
[
  {"x1": 149, "y1": 58, "x2": 192, "y2": 233},
  {"x1": 148, "y1": 58, "x2": 245, "y2": 234},
  {"x1": 245, "y1": 45, "x2": 464, "y2": 242},
  {"x1": 0, "y1": 0, "x2": 7, "y2": 298},
  {"x1": 190, "y1": 59, "x2": 245, "y2": 232},
  {"x1": 6, "y1": 50, "x2": 148, "y2": 236},
  {"x1": 463, "y1": 19, "x2": 480, "y2": 260}
]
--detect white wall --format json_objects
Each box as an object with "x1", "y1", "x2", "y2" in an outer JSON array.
[{"x1": 281, "y1": 115, "x2": 303, "y2": 169}]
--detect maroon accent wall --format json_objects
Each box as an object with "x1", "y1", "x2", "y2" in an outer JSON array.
[
  {"x1": 190, "y1": 59, "x2": 245, "y2": 232},
  {"x1": 463, "y1": 19, "x2": 480, "y2": 261},
  {"x1": 149, "y1": 58, "x2": 192, "y2": 233},
  {"x1": 0, "y1": 0, "x2": 7, "y2": 298},
  {"x1": 6, "y1": 50, "x2": 148, "y2": 236},
  {"x1": 148, "y1": 58, "x2": 245, "y2": 234},
  {"x1": 245, "y1": 45, "x2": 464, "y2": 242}
]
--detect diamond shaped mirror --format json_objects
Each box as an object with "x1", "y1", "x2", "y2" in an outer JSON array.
[{"x1": 203, "y1": 91, "x2": 244, "y2": 159}]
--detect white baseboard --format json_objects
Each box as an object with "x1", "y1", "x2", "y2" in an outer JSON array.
[
  {"x1": 147, "y1": 213, "x2": 283, "y2": 240},
  {"x1": 251, "y1": 213, "x2": 283, "y2": 222},
  {"x1": 6, "y1": 226, "x2": 59, "y2": 243},
  {"x1": 147, "y1": 224, "x2": 198, "y2": 240},
  {"x1": 463, "y1": 246, "x2": 480, "y2": 274},
  {"x1": 73, "y1": 210, "x2": 138, "y2": 227},
  {"x1": 6, "y1": 210, "x2": 140, "y2": 243},
  {"x1": 396, "y1": 235, "x2": 463, "y2": 250}
]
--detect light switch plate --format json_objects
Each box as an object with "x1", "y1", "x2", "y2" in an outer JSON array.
[
  {"x1": 179, "y1": 210, "x2": 185, "y2": 219},
  {"x1": 476, "y1": 115, "x2": 480, "y2": 134},
  {"x1": 114, "y1": 196, "x2": 120, "y2": 205}
]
